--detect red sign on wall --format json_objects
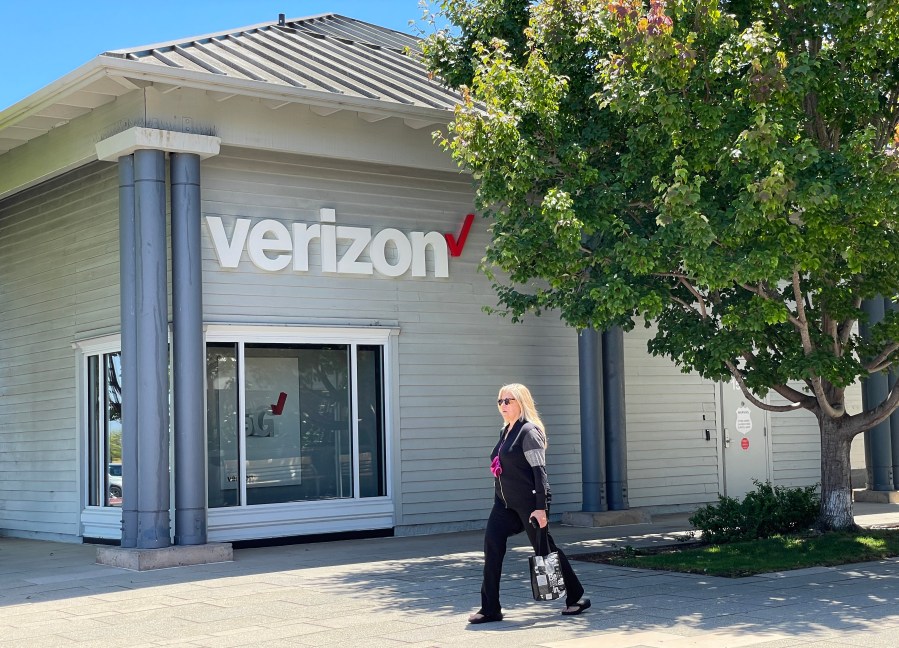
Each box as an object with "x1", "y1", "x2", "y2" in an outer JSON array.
[{"x1": 741, "y1": 437, "x2": 750, "y2": 450}]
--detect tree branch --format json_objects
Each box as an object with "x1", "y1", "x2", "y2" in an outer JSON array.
[
  {"x1": 740, "y1": 281, "x2": 803, "y2": 329},
  {"x1": 656, "y1": 273, "x2": 710, "y2": 319},
  {"x1": 792, "y1": 270, "x2": 814, "y2": 355},
  {"x1": 670, "y1": 295, "x2": 696, "y2": 313},
  {"x1": 866, "y1": 342, "x2": 899, "y2": 373},
  {"x1": 845, "y1": 378, "x2": 899, "y2": 437},
  {"x1": 823, "y1": 313, "x2": 840, "y2": 356},
  {"x1": 839, "y1": 297, "x2": 862, "y2": 346},
  {"x1": 724, "y1": 360, "x2": 808, "y2": 412},
  {"x1": 789, "y1": 270, "x2": 843, "y2": 416},
  {"x1": 811, "y1": 376, "x2": 845, "y2": 418},
  {"x1": 770, "y1": 382, "x2": 814, "y2": 407},
  {"x1": 740, "y1": 350, "x2": 811, "y2": 403},
  {"x1": 679, "y1": 277, "x2": 708, "y2": 319}
]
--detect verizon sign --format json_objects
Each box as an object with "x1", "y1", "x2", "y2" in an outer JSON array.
[{"x1": 206, "y1": 209, "x2": 473, "y2": 279}]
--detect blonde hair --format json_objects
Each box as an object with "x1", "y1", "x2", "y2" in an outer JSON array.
[{"x1": 497, "y1": 383, "x2": 547, "y2": 446}]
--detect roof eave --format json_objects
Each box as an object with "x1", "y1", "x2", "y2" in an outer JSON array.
[
  {"x1": 0, "y1": 56, "x2": 453, "y2": 136},
  {"x1": 99, "y1": 57, "x2": 454, "y2": 123},
  {"x1": 0, "y1": 58, "x2": 111, "y2": 131}
]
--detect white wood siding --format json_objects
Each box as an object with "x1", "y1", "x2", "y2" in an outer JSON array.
[
  {"x1": 201, "y1": 149, "x2": 582, "y2": 532},
  {"x1": 0, "y1": 162, "x2": 119, "y2": 539},
  {"x1": 7, "y1": 143, "x2": 824, "y2": 539},
  {"x1": 769, "y1": 390, "x2": 821, "y2": 488},
  {"x1": 623, "y1": 324, "x2": 721, "y2": 508},
  {"x1": 846, "y1": 381, "x2": 867, "y2": 483}
]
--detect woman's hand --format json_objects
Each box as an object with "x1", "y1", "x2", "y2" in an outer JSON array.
[{"x1": 530, "y1": 509, "x2": 548, "y2": 528}]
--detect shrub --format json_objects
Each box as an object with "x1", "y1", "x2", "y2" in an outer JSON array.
[{"x1": 689, "y1": 481, "x2": 819, "y2": 544}]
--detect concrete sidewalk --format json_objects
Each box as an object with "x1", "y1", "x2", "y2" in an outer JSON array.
[{"x1": 1, "y1": 503, "x2": 898, "y2": 648}]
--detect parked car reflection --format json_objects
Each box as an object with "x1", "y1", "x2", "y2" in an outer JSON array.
[{"x1": 108, "y1": 462, "x2": 122, "y2": 503}]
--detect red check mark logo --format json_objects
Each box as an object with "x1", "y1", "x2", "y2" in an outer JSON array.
[
  {"x1": 271, "y1": 392, "x2": 287, "y2": 415},
  {"x1": 445, "y1": 213, "x2": 474, "y2": 257}
]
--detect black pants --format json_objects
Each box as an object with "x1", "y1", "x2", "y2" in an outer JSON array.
[{"x1": 479, "y1": 498, "x2": 585, "y2": 615}]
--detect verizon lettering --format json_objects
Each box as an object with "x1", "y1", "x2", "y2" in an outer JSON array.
[{"x1": 206, "y1": 209, "x2": 454, "y2": 278}]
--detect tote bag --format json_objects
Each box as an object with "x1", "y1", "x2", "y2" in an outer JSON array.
[{"x1": 528, "y1": 523, "x2": 566, "y2": 601}]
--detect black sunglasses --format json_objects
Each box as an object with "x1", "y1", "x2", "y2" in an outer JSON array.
[{"x1": 497, "y1": 397, "x2": 516, "y2": 406}]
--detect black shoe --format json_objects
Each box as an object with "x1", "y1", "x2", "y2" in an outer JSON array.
[
  {"x1": 468, "y1": 611, "x2": 503, "y2": 624},
  {"x1": 561, "y1": 599, "x2": 591, "y2": 616}
]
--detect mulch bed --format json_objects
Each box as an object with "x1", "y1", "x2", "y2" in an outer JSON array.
[{"x1": 569, "y1": 540, "x2": 708, "y2": 564}]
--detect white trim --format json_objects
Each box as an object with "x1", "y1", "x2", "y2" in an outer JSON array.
[
  {"x1": 76, "y1": 338, "x2": 124, "y2": 528},
  {"x1": 714, "y1": 382, "x2": 725, "y2": 494},
  {"x1": 386, "y1": 334, "x2": 401, "y2": 508},
  {"x1": 81, "y1": 506, "x2": 123, "y2": 540},
  {"x1": 76, "y1": 325, "x2": 397, "y2": 540},
  {"x1": 75, "y1": 347, "x2": 89, "y2": 532},
  {"x1": 207, "y1": 324, "x2": 396, "y2": 532},
  {"x1": 205, "y1": 324, "x2": 396, "y2": 344},
  {"x1": 351, "y1": 344, "x2": 361, "y2": 500},
  {"x1": 237, "y1": 341, "x2": 247, "y2": 507},
  {"x1": 95, "y1": 127, "x2": 222, "y2": 161},
  {"x1": 207, "y1": 497, "x2": 394, "y2": 542},
  {"x1": 101, "y1": 58, "x2": 452, "y2": 123},
  {"x1": 73, "y1": 334, "x2": 121, "y2": 355}
]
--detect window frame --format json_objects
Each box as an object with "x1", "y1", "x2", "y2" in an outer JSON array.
[
  {"x1": 76, "y1": 334, "x2": 125, "y2": 539},
  {"x1": 76, "y1": 334, "x2": 121, "y2": 504},
  {"x1": 204, "y1": 324, "x2": 398, "y2": 541},
  {"x1": 76, "y1": 325, "x2": 398, "y2": 541}
]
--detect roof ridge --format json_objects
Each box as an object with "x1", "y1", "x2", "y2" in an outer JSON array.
[{"x1": 103, "y1": 13, "x2": 417, "y2": 59}]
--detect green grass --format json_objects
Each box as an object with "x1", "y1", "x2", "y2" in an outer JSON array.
[{"x1": 594, "y1": 530, "x2": 899, "y2": 578}]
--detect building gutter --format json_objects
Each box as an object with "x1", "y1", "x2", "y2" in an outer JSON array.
[
  {"x1": 99, "y1": 58, "x2": 454, "y2": 123},
  {"x1": 0, "y1": 56, "x2": 454, "y2": 142}
]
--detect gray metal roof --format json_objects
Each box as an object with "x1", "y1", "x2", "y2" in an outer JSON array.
[
  {"x1": 102, "y1": 14, "x2": 463, "y2": 111},
  {"x1": 0, "y1": 14, "x2": 461, "y2": 157}
]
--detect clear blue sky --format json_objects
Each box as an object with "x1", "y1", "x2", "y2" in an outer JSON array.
[{"x1": 0, "y1": 1, "x2": 434, "y2": 111}]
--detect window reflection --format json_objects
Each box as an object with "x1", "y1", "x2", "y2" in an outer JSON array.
[
  {"x1": 206, "y1": 342, "x2": 386, "y2": 507},
  {"x1": 243, "y1": 344, "x2": 351, "y2": 505},
  {"x1": 358, "y1": 345, "x2": 386, "y2": 498},
  {"x1": 207, "y1": 344, "x2": 238, "y2": 507},
  {"x1": 86, "y1": 352, "x2": 123, "y2": 507}
]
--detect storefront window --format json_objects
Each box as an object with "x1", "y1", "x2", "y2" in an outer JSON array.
[
  {"x1": 86, "y1": 352, "x2": 123, "y2": 507},
  {"x1": 357, "y1": 345, "x2": 385, "y2": 498},
  {"x1": 206, "y1": 340, "x2": 387, "y2": 508},
  {"x1": 207, "y1": 344, "x2": 239, "y2": 507}
]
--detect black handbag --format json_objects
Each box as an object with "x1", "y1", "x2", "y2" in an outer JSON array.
[{"x1": 528, "y1": 522, "x2": 566, "y2": 601}]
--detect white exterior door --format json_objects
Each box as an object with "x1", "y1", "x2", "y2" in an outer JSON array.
[{"x1": 721, "y1": 379, "x2": 771, "y2": 498}]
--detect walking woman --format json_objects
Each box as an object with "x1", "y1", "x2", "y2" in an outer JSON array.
[{"x1": 468, "y1": 383, "x2": 591, "y2": 624}]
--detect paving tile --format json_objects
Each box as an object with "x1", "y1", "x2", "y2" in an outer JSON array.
[
  {"x1": 541, "y1": 628, "x2": 798, "y2": 647},
  {"x1": 180, "y1": 622, "x2": 331, "y2": 648},
  {"x1": 2, "y1": 509, "x2": 899, "y2": 648},
  {"x1": 827, "y1": 628, "x2": 899, "y2": 647},
  {"x1": 280, "y1": 620, "x2": 429, "y2": 646},
  {"x1": 0, "y1": 635, "x2": 72, "y2": 648}
]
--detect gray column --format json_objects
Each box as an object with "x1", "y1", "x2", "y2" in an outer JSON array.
[
  {"x1": 890, "y1": 365, "x2": 899, "y2": 491},
  {"x1": 578, "y1": 329, "x2": 607, "y2": 512},
  {"x1": 134, "y1": 149, "x2": 172, "y2": 549},
  {"x1": 862, "y1": 298, "x2": 894, "y2": 490},
  {"x1": 888, "y1": 298, "x2": 899, "y2": 490},
  {"x1": 171, "y1": 153, "x2": 207, "y2": 546},
  {"x1": 603, "y1": 327, "x2": 629, "y2": 510},
  {"x1": 118, "y1": 156, "x2": 138, "y2": 549}
]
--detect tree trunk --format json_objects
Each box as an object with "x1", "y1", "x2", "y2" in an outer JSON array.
[{"x1": 817, "y1": 415, "x2": 857, "y2": 531}]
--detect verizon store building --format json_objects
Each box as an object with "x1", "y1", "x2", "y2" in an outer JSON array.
[{"x1": 0, "y1": 14, "x2": 829, "y2": 547}]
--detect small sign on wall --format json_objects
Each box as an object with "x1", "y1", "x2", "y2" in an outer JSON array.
[{"x1": 735, "y1": 405, "x2": 752, "y2": 434}]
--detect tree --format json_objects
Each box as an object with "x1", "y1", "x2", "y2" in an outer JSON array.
[{"x1": 422, "y1": 0, "x2": 899, "y2": 530}]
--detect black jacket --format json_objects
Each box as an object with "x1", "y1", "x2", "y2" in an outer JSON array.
[{"x1": 491, "y1": 419, "x2": 551, "y2": 512}]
